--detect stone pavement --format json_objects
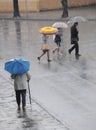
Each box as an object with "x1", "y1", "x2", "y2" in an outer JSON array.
[{"x1": 0, "y1": 72, "x2": 67, "y2": 130}]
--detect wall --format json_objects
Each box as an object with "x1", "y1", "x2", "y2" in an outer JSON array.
[
  {"x1": 40, "y1": 0, "x2": 96, "y2": 11},
  {"x1": 0, "y1": 0, "x2": 40, "y2": 13},
  {"x1": 0, "y1": 0, "x2": 96, "y2": 13}
]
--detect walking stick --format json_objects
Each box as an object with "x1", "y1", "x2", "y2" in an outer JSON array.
[{"x1": 27, "y1": 81, "x2": 32, "y2": 105}]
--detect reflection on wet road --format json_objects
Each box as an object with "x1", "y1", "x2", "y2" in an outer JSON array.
[{"x1": 17, "y1": 111, "x2": 38, "y2": 129}]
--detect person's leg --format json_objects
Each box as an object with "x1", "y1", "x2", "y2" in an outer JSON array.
[
  {"x1": 68, "y1": 44, "x2": 75, "y2": 54},
  {"x1": 75, "y1": 43, "x2": 79, "y2": 55},
  {"x1": 40, "y1": 52, "x2": 46, "y2": 58},
  {"x1": 37, "y1": 50, "x2": 46, "y2": 60},
  {"x1": 15, "y1": 90, "x2": 21, "y2": 110},
  {"x1": 62, "y1": 5, "x2": 68, "y2": 18},
  {"x1": 53, "y1": 48, "x2": 58, "y2": 53},
  {"x1": 53, "y1": 42, "x2": 60, "y2": 53},
  {"x1": 47, "y1": 50, "x2": 51, "y2": 62},
  {"x1": 58, "y1": 42, "x2": 61, "y2": 53},
  {"x1": 75, "y1": 43, "x2": 81, "y2": 59},
  {"x1": 21, "y1": 90, "x2": 26, "y2": 110}
]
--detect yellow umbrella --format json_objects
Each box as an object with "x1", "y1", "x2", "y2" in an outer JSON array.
[{"x1": 39, "y1": 26, "x2": 58, "y2": 35}]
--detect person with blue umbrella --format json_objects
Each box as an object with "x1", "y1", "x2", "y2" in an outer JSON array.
[
  {"x1": 5, "y1": 58, "x2": 31, "y2": 111},
  {"x1": 11, "y1": 72, "x2": 31, "y2": 111}
]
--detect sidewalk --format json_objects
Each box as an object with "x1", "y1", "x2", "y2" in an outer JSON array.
[{"x1": 0, "y1": 73, "x2": 67, "y2": 130}]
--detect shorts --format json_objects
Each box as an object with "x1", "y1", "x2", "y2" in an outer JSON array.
[
  {"x1": 42, "y1": 49, "x2": 49, "y2": 53},
  {"x1": 56, "y1": 42, "x2": 61, "y2": 47}
]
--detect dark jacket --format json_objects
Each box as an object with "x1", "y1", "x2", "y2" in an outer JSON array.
[
  {"x1": 71, "y1": 24, "x2": 79, "y2": 44},
  {"x1": 54, "y1": 34, "x2": 61, "y2": 43}
]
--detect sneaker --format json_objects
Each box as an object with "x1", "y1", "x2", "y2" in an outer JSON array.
[
  {"x1": 37, "y1": 57, "x2": 40, "y2": 61},
  {"x1": 22, "y1": 106, "x2": 26, "y2": 111},
  {"x1": 77, "y1": 54, "x2": 81, "y2": 56},
  {"x1": 47, "y1": 59, "x2": 51, "y2": 62},
  {"x1": 53, "y1": 50, "x2": 55, "y2": 53},
  {"x1": 58, "y1": 52, "x2": 63, "y2": 56},
  {"x1": 75, "y1": 54, "x2": 81, "y2": 60},
  {"x1": 68, "y1": 49, "x2": 71, "y2": 54},
  {"x1": 18, "y1": 106, "x2": 21, "y2": 111}
]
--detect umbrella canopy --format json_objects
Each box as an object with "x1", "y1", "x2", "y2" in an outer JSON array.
[
  {"x1": 39, "y1": 26, "x2": 58, "y2": 35},
  {"x1": 4, "y1": 58, "x2": 30, "y2": 75},
  {"x1": 52, "y1": 22, "x2": 68, "y2": 28},
  {"x1": 67, "y1": 16, "x2": 88, "y2": 24}
]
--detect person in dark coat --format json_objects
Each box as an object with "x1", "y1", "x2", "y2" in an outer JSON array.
[
  {"x1": 68, "y1": 22, "x2": 81, "y2": 59},
  {"x1": 61, "y1": 0, "x2": 68, "y2": 18}
]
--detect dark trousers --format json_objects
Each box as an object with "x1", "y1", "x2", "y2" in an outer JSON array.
[
  {"x1": 62, "y1": 7, "x2": 68, "y2": 17},
  {"x1": 15, "y1": 90, "x2": 26, "y2": 107},
  {"x1": 69, "y1": 43, "x2": 79, "y2": 55},
  {"x1": 61, "y1": 0, "x2": 68, "y2": 17},
  {"x1": 13, "y1": 0, "x2": 20, "y2": 17}
]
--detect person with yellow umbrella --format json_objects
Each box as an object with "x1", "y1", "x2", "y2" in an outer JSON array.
[{"x1": 37, "y1": 26, "x2": 58, "y2": 62}]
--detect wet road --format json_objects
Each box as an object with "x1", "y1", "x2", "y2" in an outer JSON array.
[{"x1": 0, "y1": 6, "x2": 96, "y2": 130}]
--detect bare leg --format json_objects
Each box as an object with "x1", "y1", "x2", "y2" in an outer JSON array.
[
  {"x1": 39, "y1": 52, "x2": 46, "y2": 58},
  {"x1": 37, "y1": 51, "x2": 46, "y2": 60},
  {"x1": 53, "y1": 47, "x2": 60, "y2": 53},
  {"x1": 47, "y1": 50, "x2": 51, "y2": 62}
]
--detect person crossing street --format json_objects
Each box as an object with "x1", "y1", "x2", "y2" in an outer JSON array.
[{"x1": 68, "y1": 22, "x2": 81, "y2": 59}]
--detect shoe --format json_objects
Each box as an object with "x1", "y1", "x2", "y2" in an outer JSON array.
[
  {"x1": 47, "y1": 59, "x2": 51, "y2": 62},
  {"x1": 37, "y1": 57, "x2": 40, "y2": 61},
  {"x1": 18, "y1": 106, "x2": 21, "y2": 111},
  {"x1": 61, "y1": 15, "x2": 68, "y2": 18},
  {"x1": 77, "y1": 54, "x2": 81, "y2": 56},
  {"x1": 58, "y1": 52, "x2": 63, "y2": 56},
  {"x1": 68, "y1": 49, "x2": 71, "y2": 54},
  {"x1": 76, "y1": 54, "x2": 81, "y2": 56},
  {"x1": 22, "y1": 106, "x2": 26, "y2": 111},
  {"x1": 75, "y1": 54, "x2": 81, "y2": 60},
  {"x1": 53, "y1": 50, "x2": 55, "y2": 53}
]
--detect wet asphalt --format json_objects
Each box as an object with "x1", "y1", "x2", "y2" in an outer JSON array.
[{"x1": 0, "y1": 5, "x2": 96, "y2": 130}]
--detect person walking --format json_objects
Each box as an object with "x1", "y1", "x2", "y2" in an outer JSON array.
[
  {"x1": 11, "y1": 72, "x2": 31, "y2": 111},
  {"x1": 53, "y1": 33, "x2": 61, "y2": 54},
  {"x1": 37, "y1": 34, "x2": 51, "y2": 62},
  {"x1": 61, "y1": 0, "x2": 68, "y2": 18},
  {"x1": 68, "y1": 22, "x2": 81, "y2": 59}
]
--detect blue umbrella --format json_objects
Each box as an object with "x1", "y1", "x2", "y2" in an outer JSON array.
[{"x1": 4, "y1": 58, "x2": 30, "y2": 75}]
